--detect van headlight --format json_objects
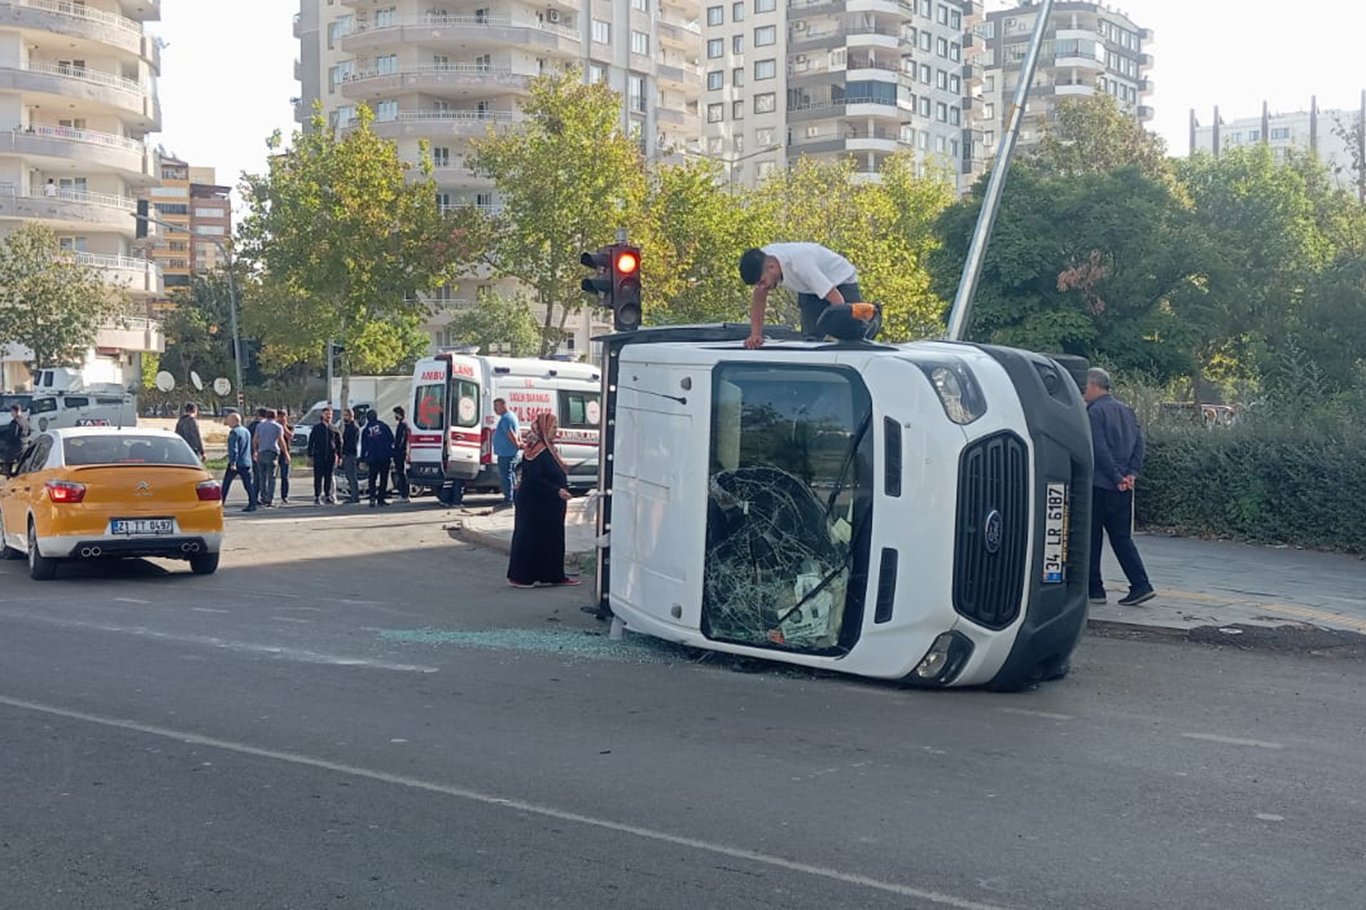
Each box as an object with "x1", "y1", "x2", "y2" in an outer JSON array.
[
  {"x1": 913, "y1": 631, "x2": 974, "y2": 684},
  {"x1": 919, "y1": 360, "x2": 986, "y2": 425}
]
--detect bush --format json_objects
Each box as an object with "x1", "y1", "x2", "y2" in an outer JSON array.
[{"x1": 1137, "y1": 423, "x2": 1366, "y2": 554}]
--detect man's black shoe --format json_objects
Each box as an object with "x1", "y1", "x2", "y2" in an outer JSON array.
[{"x1": 1118, "y1": 588, "x2": 1156, "y2": 607}]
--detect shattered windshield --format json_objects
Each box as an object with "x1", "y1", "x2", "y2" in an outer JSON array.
[{"x1": 703, "y1": 364, "x2": 874, "y2": 655}]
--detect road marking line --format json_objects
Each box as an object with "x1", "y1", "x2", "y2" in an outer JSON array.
[
  {"x1": 996, "y1": 707, "x2": 1073, "y2": 721},
  {"x1": 1181, "y1": 733, "x2": 1285, "y2": 750},
  {"x1": 0, "y1": 694, "x2": 1009, "y2": 910},
  {"x1": 269, "y1": 616, "x2": 313, "y2": 624},
  {"x1": 113, "y1": 597, "x2": 151, "y2": 605},
  {"x1": 192, "y1": 607, "x2": 230, "y2": 614}
]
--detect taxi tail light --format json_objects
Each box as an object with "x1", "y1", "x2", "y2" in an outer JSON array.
[
  {"x1": 196, "y1": 480, "x2": 222, "y2": 502},
  {"x1": 46, "y1": 480, "x2": 86, "y2": 503},
  {"x1": 480, "y1": 427, "x2": 494, "y2": 465}
]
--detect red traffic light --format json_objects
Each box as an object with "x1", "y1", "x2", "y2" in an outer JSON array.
[{"x1": 615, "y1": 251, "x2": 638, "y2": 275}]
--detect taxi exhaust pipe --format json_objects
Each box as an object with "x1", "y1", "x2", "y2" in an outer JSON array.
[
  {"x1": 80, "y1": 546, "x2": 102, "y2": 559},
  {"x1": 181, "y1": 542, "x2": 201, "y2": 554}
]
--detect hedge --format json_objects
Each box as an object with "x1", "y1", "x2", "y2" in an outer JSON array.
[{"x1": 1135, "y1": 425, "x2": 1366, "y2": 554}]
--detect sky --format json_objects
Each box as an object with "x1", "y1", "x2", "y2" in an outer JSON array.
[{"x1": 150, "y1": 1, "x2": 1366, "y2": 210}]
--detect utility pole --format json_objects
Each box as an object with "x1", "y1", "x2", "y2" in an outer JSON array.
[
  {"x1": 1359, "y1": 89, "x2": 1365, "y2": 204},
  {"x1": 945, "y1": 0, "x2": 1054, "y2": 341}
]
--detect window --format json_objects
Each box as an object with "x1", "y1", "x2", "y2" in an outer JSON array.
[
  {"x1": 734, "y1": 135, "x2": 744, "y2": 153},
  {"x1": 708, "y1": 38, "x2": 725, "y2": 58},
  {"x1": 949, "y1": 74, "x2": 960, "y2": 94},
  {"x1": 754, "y1": 25, "x2": 775, "y2": 46},
  {"x1": 703, "y1": 364, "x2": 873, "y2": 655},
  {"x1": 708, "y1": 70, "x2": 724, "y2": 90},
  {"x1": 950, "y1": 138, "x2": 959, "y2": 158},
  {"x1": 375, "y1": 99, "x2": 398, "y2": 121},
  {"x1": 756, "y1": 0, "x2": 776, "y2": 11},
  {"x1": 919, "y1": 31, "x2": 931, "y2": 51},
  {"x1": 1271, "y1": 127, "x2": 1291, "y2": 140},
  {"x1": 432, "y1": 146, "x2": 451, "y2": 167},
  {"x1": 936, "y1": 69, "x2": 947, "y2": 89},
  {"x1": 375, "y1": 54, "x2": 398, "y2": 76},
  {"x1": 558, "y1": 390, "x2": 601, "y2": 429},
  {"x1": 936, "y1": 37, "x2": 948, "y2": 58},
  {"x1": 707, "y1": 5, "x2": 724, "y2": 26},
  {"x1": 629, "y1": 75, "x2": 647, "y2": 113},
  {"x1": 936, "y1": 102, "x2": 947, "y2": 122},
  {"x1": 756, "y1": 127, "x2": 775, "y2": 146},
  {"x1": 193, "y1": 207, "x2": 224, "y2": 218},
  {"x1": 984, "y1": 130, "x2": 996, "y2": 148},
  {"x1": 983, "y1": 102, "x2": 995, "y2": 120},
  {"x1": 195, "y1": 225, "x2": 226, "y2": 236},
  {"x1": 733, "y1": 66, "x2": 745, "y2": 86},
  {"x1": 918, "y1": 96, "x2": 931, "y2": 117},
  {"x1": 754, "y1": 92, "x2": 776, "y2": 113},
  {"x1": 733, "y1": 99, "x2": 745, "y2": 119},
  {"x1": 757, "y1": 160, "x2": 776, "y2": 178},
  {"x1": 374, "y1": 6, "x2": 397, "y2": 27},
  {"x1": 592, "y1": 19, "x2": 610, "y2": 43},
  {"x1": 632, "y1": 0, "x2": 648, "y2": 9},
  {"x1": 587, "y1": 64, "x2": 605, "y2": 84},
  {"x1": 949, "y1": 106, "x2": 960, "y2": 126},
  {"x1": 935, "y1": 134, "x2": 946, "y2": 152},
  {"x1": 919, "y1": 0, "x2": 931, "y2": 15},
  {"x1": 733, "y1": 2, "x2": 745, "y2": 21},
  {"x1": 984, "y1": 74, "x2": 995, "y2": 92},
  {"x1": 755, "y1": 58, "x2": 776, "y2": 80},
  {"x1": 631, "y1": 30, "x2": 649, "y2": 55},
  {"x1": 938, "y1": 4, "x2": 948, "y2": 24},
  {"x1": 733, "y1": 34, "x2": 744, "y2": 53},
  {"x1": 949, "y1": 42, "x2": 960, "y2": 62},
  {"x1": 919, "y1": 63, "x2": 931, "y2": 83},
  {"x1": 413, "y1": 383, "x2": 446, "y2": 432},
  {"x1": 950, "y1": 9, "x2": 961, "y2": 29},
  {"x1": 708, "y1": 136, "x2": 725, "y2": 154},
  {"x1": 917, "y1": 130, "x2": 929, "y2": 149},
  {"x1": 708, "y1": 103, "x2": 724, "y2": 123},
  {"x1": 327, "y1": 15, "x2": 353, "y2": 49}
]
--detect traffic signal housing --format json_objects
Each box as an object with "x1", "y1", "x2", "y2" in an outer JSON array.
[{"x1": 580, "y1": 243, "x2": 642, "y2": 333}]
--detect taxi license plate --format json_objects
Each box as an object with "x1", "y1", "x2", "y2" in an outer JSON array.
[
  {"x1": 111, "y1": 518, "x2": 174, "y2": 536},
  {"x1": 1042, "y1": 483, "x2": 1068, "y2": 583}
]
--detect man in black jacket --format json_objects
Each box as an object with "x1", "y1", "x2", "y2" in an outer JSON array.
[
  {"x1": 307, "y1": 406, "x2": 343, "y2": 505},
  {"x1": 175, "y1": 403, "x2": 204, "y2": 460},
  {"x1": 1085, "y1": 368, "x2": 1155, "y2": 607},
  {"x1": 340, "y1": 408, "x2": 362, "y2": 504},
  {"x1": 391, "y1": 406, "x2": 411, "y2": 502}
]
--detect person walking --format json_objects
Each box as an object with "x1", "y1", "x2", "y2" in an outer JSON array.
[
  {"x1": 175, "y1": 403, "x2": 205, "y2": 461},
  {"x1": 276, "y1": 408, "x2": 294, "y2": 505},
  {"x1": 506, "y1": 413, "x2": 579, "y2": 588},
  {"x1": 1085, "y1": 368, "x2": 1155, "y2": 607},
  {"x1": 391, "y1": 406, "x2": 411, "y2": 503},
  {"x1": 307, "y1": 406, "x2": 342, "y2": 505},
  {"x1": 491, "y1": 397, "x2": 521, "y2": 509},
  {"x1": 340, "y1": 408, "x2": 362, "y2": 504},
  {"x1": 0, "y1": 404, "x2": 26, "y2": 475},
  {"x1": 360, "y1": 410, "x2": 394, "y2": 507},
  {"x1": 246, "y1": 407, "x2": 268, "y2": 439},
  {"x1": 222, "y1": 412, "x2": 257, "y2": 512},
  {"x1": 252, "y1": 408, "x2": 287, "y2": 508},
  {"x1": 738, "y1": 242, "x2": 877, "y2": 348}
]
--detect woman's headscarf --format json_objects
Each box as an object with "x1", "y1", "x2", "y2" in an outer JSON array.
[{"x1": 524, "y1": 412, "x2": 566, "y2": 470}]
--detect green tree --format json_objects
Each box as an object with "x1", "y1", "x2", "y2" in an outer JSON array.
[
  {"x1": 237, "y1": 103, "x2": 471, "y2": 406},
  {"x1": 1026, "y1": 93, "x2": 1169, "y2": 180},
  {"x1": 161, "y1": 272, "x2": 240, "y2": 390},
  {"x1": 0, "y1": 223, "x2": 119, "y2": 371},
  {"x1": 465, "y1": 70, "x2": 646, "y2": 356},
  {"x1": 448, "y1": 292, "x2": 542, "y2": 357}
]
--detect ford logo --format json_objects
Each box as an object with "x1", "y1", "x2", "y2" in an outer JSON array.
[{"x1": 983, "y1": 509, "x2": 1004, "y2": 554}]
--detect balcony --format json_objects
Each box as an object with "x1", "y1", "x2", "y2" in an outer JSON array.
[
  {"x1": 1, "y1": 0, "x2": 157, "y2": 68},
  {"x1": 340, "y1": 63, "x2": 535, "y2": 101},
  {"x1": 1137, "y1": 105, "x2": 1154, "y2": 122},
  {"x1": 0, "y1": 62, "x2": 160, "y2": 128},
  {"x1": 3, "y1": 124, "x2": 154, "y2": 179},
  {"x1": 119, "y1": 0, "x2": 159, "y2": 21},
  {"x1": 657, "y1": 60, "x2": 701, "y2": 89},
  {"x1": 96, "y1": 316, "x2": 165, "y2": 355},
  {"x1": 351, "y1": 109, "x2": 525, "y2": 141},
  {"x1": 657, "y1": 16, "x2": 702, "y2": 50},
  {"x1": 788, "y1": 95, "x2": 901, "y2": 122},
  {"x1": 71, "y1": 252, "x2": 164, "y2": 295},
  {"x1": 0, "y1": 186, "x2": 138, "y2": 231},
  {"x1": 341, "y1": 15, "x2": 581, "y2": 58}
]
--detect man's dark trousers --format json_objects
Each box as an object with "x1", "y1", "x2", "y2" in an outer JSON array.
[
  {"x1": 368, "y1": 459, "x2": 391, "y2": 504},
  {"x1": 392, "y1": 454, "x2": 409, "y2": 499},
  {"x1": 796, "y1": 282, "x2": 862, "y2": 338},
  {"x1": 1089, "y1": 486, "x2": 1151, "y2": 598}
]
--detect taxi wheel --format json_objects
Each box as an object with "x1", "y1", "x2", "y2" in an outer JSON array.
[
  {"x1": 27, "y1": 521, "x2": 58, "y2": 581},
  {"x1": 189, "y1": 552, "x2": 220, "y2": 576}
]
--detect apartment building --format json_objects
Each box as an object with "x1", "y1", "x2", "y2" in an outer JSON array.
[
  {"x1": 700, "y1": 0, "x2": 982, "y2": 192},
  {"x1": 974, "y1": 0, "x2": 1152, "y2": 153},
  {"x1": 188, "y1": 168, "x2": 231, "y2": 273},
  {"x1": 1191, "y1": 99, "x2": 1365, "y2": 195},
  {"x1": 0, "y1": 0, "x2": 166, "y2": 391},
  {"x1": 142, "y1": 158, "x2": 232, "y2": 306},
  {"x1": 294, "y1": 0, "x2": 704, "y2": 357}
]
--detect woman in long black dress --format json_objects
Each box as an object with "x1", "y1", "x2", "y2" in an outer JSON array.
[{"x1": 507, "y1": 412, "x2": 578, "y2": 587}]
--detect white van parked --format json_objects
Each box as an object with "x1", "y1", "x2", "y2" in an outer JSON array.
[
  {"x1": 19, "y1": 368, "x2": 136, "y2": 433},
  {"x1": 407, "y1": 351, "x2": 602, "y2": 495}
]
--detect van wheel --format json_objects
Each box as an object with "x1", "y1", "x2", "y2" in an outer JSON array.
[
  {"x1": 189, "y1": 552, "x2": 220, "y2": 576},
  {"x1": 27, "y1": 521, "x2": 58, "y2": 581}
]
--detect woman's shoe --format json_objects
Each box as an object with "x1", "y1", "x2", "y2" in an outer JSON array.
[
  {"x1": 555, "y1": 577, "x2": 582, "y2": 587},
  {"x1": 508, "y1": 579, "x2": 535, "y2": 589}
]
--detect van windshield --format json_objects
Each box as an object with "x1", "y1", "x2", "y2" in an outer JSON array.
[{"x1": 703, "y1": 364, "x2": 874, "y2": 655}]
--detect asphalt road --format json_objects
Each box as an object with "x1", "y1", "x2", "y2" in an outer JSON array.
[{"x1": 1, "y1": 502, "x2": 1363, "y2": 909}]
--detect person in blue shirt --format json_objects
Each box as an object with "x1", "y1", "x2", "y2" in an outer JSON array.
[
  {"x1": 360, "y1": 411, "x2": 395, "y2": 507},
  {"x1": 222, "y1": 412, "x2": 258, "y2": 512},
  {"x1": 491, "y1": 398, "x2": 521, "y2": 508},
  {"x1": 1084, "y1": 368, "x2": 1154, "y2": 607}
]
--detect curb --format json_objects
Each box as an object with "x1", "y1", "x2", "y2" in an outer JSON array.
[
  {"x1": 452, "y1": 522, "x2": 512, "y2": 554},
  {"x1": 1085, "y1": 617, "x2": 1190, "y2": 638}
]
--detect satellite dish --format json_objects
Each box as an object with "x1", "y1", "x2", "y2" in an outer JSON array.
[
  {"x1": 155, "y1": 371, "x2": 175, "y2": 392},
  {"x1": 213, "y1": 377, "x2": 231, "y2": 396},
  {"x1": 190, "y1": 371, "x2": 204, "y2": 391}
]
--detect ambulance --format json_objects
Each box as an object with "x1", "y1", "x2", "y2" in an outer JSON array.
[{"x1": 407, "y1": 351, "x2": 602, "y2": 495}]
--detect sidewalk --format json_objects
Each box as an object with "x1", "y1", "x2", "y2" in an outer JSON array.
[{"x1": 457, "y1": 506, "x2": 1366, "y2": 636}]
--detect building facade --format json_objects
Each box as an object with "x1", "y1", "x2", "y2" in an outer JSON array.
[
  {"x1": 0, "y1": 0, "x2": 166, "y2": 391},
  {"x1": 294, "y1": 0, "x2": 704, "y2": 356},
  {"x1": 700, "y1": 0, "x2": 982, "y2": 192},
  {"x1": 142, "y1": 158, "x2": 232, "y2": 307},
  {"x1": 974, "y1": 0, "x2": 1152, "y2": 152},
  {"x1": 1191, "y1": 99, "x2": 1365, "y2": 196}
]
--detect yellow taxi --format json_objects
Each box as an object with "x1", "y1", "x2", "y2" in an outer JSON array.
[{"x1": 0, "y1": 427, "x2": 223, "y2": 580}]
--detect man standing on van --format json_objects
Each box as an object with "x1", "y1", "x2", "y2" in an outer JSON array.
[
  {"x1": 252, "y1": 408, "x2": 287, "y2": 508},
  {"x1": 391, "y1": 406, "x2": 412, "y2": 503},
  {"x1": 492, "y1": 398, "x2": 521, "y2": 508},
  {"x1": 739, "y1": 243, "x2": 874, "y2": 349},
  {"x1": 360, "y1": 410, "x2": 394, "y2": 507},
  {"x1": 340, "y1": 408, "x2": 361, "y2": 504},
  {"x1": 1085, "y1": 368, "x2": 1156, "y2": 607},
  {"x1": 222, "y1": 412, "x2": 257, "y2": 512},
  {"x1": 175, "y1": 403, "x2": 205, "y2": 461}
]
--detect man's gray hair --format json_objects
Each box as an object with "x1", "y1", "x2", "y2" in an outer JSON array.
[{"x1": 1087, "y1": 367, "x2": 1112, "y2": 390}]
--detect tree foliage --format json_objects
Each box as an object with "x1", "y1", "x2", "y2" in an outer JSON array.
[
  {"x1": 448, "y1": 293, "x2": 543, "y2": 357},
  {"x1": 0, "y1": 223, "x2": 119, "y2": 370},
  {"x1": 1026, "y1": 93, "x2": 1169, "y2": 180}
]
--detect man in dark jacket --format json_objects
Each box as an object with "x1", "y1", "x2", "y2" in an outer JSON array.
[
  {"x1": 1085, "y1": 368, "x2": 1155, "y2": 607},
  {"x1": 391, "y1": 406, "x2": 411, "y2": 502},
  {"x1": 175, "y1": 403, "x2": 205, "y2": 460},
  {"x1": 307, "y1": 406, "x2": 343, "y2": 505},
  {"x1": 340, "y1": 408, "x2": 361, "y2": 504},
  {"x1": 360, "y1": 411, "x2": 394, "y2": 507}
]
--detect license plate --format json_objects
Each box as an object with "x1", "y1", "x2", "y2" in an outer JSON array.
[
  {"x1": 111, "y1": 518, "x2": 174, "y2": 536},
  {"x1": 1042, "y1": 483, "x2": 1068, "y2": 583}
]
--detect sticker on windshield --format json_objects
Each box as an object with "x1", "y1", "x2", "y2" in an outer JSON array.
[
  {"x1": 585, "y1": 400, "x2": 601, "y2": 425},
  {"x1": 457, "y1": 396, "x2": 477, "y2": 423}
]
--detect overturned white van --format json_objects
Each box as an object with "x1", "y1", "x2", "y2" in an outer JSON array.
[{"x1": 594, "y1": 325, "x2": 1093, "y2": 690}]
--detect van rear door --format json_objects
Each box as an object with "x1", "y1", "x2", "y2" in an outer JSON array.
[
  {"x1": 444, "y1": 356, "x2": 483, "y2": 481},
  {"x1": 409, "y1": 359, "x2": 450, "y2": 487}
]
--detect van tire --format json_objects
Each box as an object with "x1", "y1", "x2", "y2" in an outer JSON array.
[
  {"x1": 986, "y1": 654, "x2": 1070, "y2": 692},
  {"x1": 27, "y1": 522, "x2": 58, "y2": 581},
  {"x1": 189, "y1": 552, "x2": 220, "y2": 576}
]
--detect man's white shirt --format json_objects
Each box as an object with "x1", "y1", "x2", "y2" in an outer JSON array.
[{"x1": 761, "y1": 242, "x2": 857, "y2": 299}]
